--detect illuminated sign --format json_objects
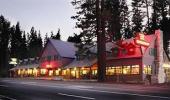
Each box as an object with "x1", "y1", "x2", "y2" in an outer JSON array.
[
  {"x1": 46, "y1": 64, "x2": 52, "y2": 68},
  {"x1": 9, "y1": 58, "x2": 17, "y2": 65},
  {"x1": 135, "y1": 33, "x2": 149, "y2": 46}
]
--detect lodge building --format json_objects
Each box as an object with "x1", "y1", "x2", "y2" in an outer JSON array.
[{"x1": 10, "y1": 30, "x2": 170, "y2": 84}]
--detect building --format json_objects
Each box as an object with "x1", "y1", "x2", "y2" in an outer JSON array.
[{"x1": 10, "y1": 30, "x2": 170, "y2": 84}]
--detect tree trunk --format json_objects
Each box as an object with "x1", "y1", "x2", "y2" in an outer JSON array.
[{"x1": 96, "y1": 0, "x2": 106, "y2": 82}]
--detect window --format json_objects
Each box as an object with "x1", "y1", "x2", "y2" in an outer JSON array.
[
  {"x1": 123, "y1": 66, "x2": 131, "y2": 74},
  {"x1": 55, "y1": 70, "x2": 60, "y2": 76},
  {"x1": 144, "y1": 65, "x2": 152, "y2": 74},
  {"x1": 149, "y1": 48, "x2": 156, "y2": 56},
  {"x1": 115, "y1": 66, "x2": 122, "y2": 74},
  {"x1": 47, "y1": 56, "x2": 51, "y2": 61},
  {"x1": 62, "y1": 70, "x2": 66, "y2": 75},
  {"x1": 41, "y1": 69, "x2": 47, "y2": 75},
  {"x1": 131, "y1": 65, "x2": 139, "y2": 74},
  {"x1": 106, "y1": 67, "x2": 115, "y2": 75}
]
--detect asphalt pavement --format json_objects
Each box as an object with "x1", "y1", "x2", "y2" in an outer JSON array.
[{"x1": 0, "y1": 78, "x2": 170, "y2": 100}]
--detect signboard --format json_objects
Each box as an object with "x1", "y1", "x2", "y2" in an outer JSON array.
[
  {"x1": 135, "y1": 33, "x2": 149, "y2": 47},
  {"x1": 9, "y1": 58, "x2": 17, "y2": 65}
]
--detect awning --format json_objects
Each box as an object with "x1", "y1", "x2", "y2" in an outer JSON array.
[
  {"x1": 10, "y1": 64, "x2": 39, "y2": 71},
  {"x1": 64, "y1": 58, "x2": 97, "y2": 69}
]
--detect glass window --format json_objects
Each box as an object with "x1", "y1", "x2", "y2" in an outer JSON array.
[
  {"x1": 123, "y1": 66, "x2": 131, "y2": 74},
  {"x1": 62, "y1": 70, "x2": 66, "y2": 75},
  {"x1": 115, "y1": 66, "x2": 122, "y2": 74},
  {"x1": 49, "y1": 70, "x2": 53, "y2": 76},
  {"x1": 92, "y1": 70, "x2": 97, "y2": 75},
  {"x1": 71, "y1": 70, "x2": 76, "y2": 77},
  {"x1": 41, "y1": 69, "x2": 47, "y2": 75},
  {"x1": 55, "y1": 70, "x2": 60, "y2": 76},
  {"x1": 144, "y1": 65, "x2": 152, "y2": 74},
  {"x1": 131, "y1": 65, "x2": 139, "y2": 74},
  {"x1": 106, "y1": 67, "x2": 115, "y2": 75}
]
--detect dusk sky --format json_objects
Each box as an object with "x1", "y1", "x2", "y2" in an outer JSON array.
[{"x1": 0, "y1": 0, "x2": 79, "y2": 40}]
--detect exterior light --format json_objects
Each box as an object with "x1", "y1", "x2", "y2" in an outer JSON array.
[{"x1": 74, "y1": 67, "x2": 77, "y2": 71}]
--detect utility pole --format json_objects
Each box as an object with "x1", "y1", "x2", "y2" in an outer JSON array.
[{"x1": 96, "y1": 0, "x2": 106, "y2": 82}]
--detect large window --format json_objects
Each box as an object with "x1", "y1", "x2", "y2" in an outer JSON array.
[
  {"x1": 106, "y1": 67, "x2": 115, "y2": 75},
  {"x1": 41, "y1": 69, "x2": 47, "y2": 75},
  {"x1": 115, "y1": 66, "x2": 122, "y2": 74},
  {"x1": 131, "y1": 65, "x2": 139, "y2": 74},
  {"x1": 106, "y1": 65, "x2": 140, "y2": 75},
  {"x1": 55, "y1": 70, "x2": 60, "y2": 76},
  {"x1": 123, "y1": 66, "x2": 130, "y2": 74}
]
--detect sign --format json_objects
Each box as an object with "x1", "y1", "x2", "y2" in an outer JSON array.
[
  {"x1": 9, "y1": 58, "x2": 17, "y2": 65},
  {"x1": 135, "y1": 33, "x2": 149, "y2": 46}
]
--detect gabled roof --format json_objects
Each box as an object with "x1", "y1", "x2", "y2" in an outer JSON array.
[{"x1": 49, "y1": 39, "x2": 77, "y2": 58}]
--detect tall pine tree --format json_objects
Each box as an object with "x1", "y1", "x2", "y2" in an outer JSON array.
[
  {"x1": 132, "y1": 0, "x2": 145, "y2": 33},
  {"x1": 0, "y1": 15, "x2": 11, "y2": 77}
]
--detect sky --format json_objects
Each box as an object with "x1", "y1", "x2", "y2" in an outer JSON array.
[{"x1": 0, "y1": 0, "x2": 79, "y2": 41}]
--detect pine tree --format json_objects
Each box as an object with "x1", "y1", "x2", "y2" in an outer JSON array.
[
  {"x1": 71, "y1": 0, "x2": 96, "y2": 55},
  {"x1": 51, "y1": 29, "x2": 61, "y2": 40},
  {"x1": 0, "y1": 15, "x2": 11, "y2": 77},
  {"x1": 105, "y1": 0, "x2": 122, "y2": 41},
  {"x1": 119, "y1": 0, "x2": 133, "y2": 39},
  {"x1": 67, "y1": 33, "x2": 82, "y2": 43},
  {"x1": 28, "y1": 27, "x2": 38, "y2": 57},
  {"x1": 37, "y1": 31, "x2": 43, "y2": 57},
  {"x1": 131, "y1": 0, "x2": 145, "y2": 33},
  {"x1": 20, "y1": 32, "x2": 28, "y2": 59},
  {"x1": 10, "y1": 26, "x2": 17, "y2": 58},
  {"x1": 44, "y1": 33, "x2": 49, "y2": 47},
  {"x1": 55, "y1": 29, "x2": 61, "y2": 40},
  {"x1": 15, "y1": 22, "x2": 23, "y2": 59},
  {"x1": 10, "y1": 22, "x2": 23, "y2": 59}
]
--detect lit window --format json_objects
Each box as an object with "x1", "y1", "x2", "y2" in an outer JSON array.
[
  {"x1": 41, "y1": 69, "x2": 47, "y2": 75},
  {"x1": 115, "y1": 66, "x2": 122, "y2": 74},
  {"x1": 62, "y1": 70, "x2": 66, "y2": 75},
  {"x1": 49, "y1": 70, "x2": 53, "y2": 76},
  {"x1": 55, "y1": 70, "x2": 60, "y2": 76},
  {"x1": 28, "y1": 69, "x2": 33, "y2": 75},
  {"x1": 71, "y1": 70, "x2": 76, "y2": 77},
  {"x1": 131, "y1": 65, "x2": 139, "y2": 74},
  {"x1": 18, "y1": 69, "x2": 21, "y2": 75},
  {"x1": 92, "y1": 70, "x2": 97, "y2": 75},
  {"x1": 144, "y1": 65, "x2": 152, "y2": 74},
  {"x1": 123, "y1": 66, "x2": 130, "y2": 74},
  {"x1": 33, "y1": 68, "x2": 38, "y2": 76},
  {"x1": 106, "y1": 67, "x2": 115, "y2": 75}
]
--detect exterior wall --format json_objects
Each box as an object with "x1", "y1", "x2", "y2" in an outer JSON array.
[{"x1": 106, "y1": 58, "x2": 143, "y2": 83}]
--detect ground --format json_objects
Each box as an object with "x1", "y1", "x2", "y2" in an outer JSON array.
[{"x1": 0, "y1": 78, "x2": 170, "y2": 100}]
